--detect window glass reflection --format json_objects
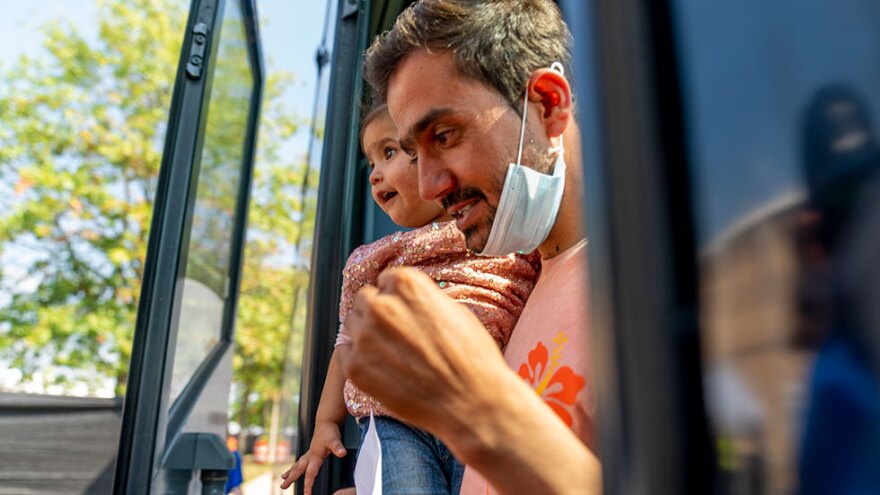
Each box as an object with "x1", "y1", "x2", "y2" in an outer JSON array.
[
  {"x1": 673, "y1": 0, "x2": 880, "y2": 492},
  {"x1": 170, "y1": 0, "x2": 253, "y2": 402},
  {"x1": 276, "y1": 0, "x2": 336, "y2": 472}
]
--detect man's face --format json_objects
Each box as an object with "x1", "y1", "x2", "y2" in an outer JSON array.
[{"x1": 386, "y1": 49, "x2": 551, "y2": 251}]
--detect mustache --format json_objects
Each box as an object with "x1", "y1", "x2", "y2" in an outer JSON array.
[{"x1": 441, "y1": 187, "x2": 486, "y2": 211}]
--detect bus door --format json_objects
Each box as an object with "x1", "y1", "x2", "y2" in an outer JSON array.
[{"x1": 113, "y1": 0, "x2": 264, "y2": 492}]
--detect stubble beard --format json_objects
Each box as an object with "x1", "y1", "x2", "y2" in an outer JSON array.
[
  {"x1": 463, "y1": 133, "x2": 555, "y2": 251},
  {"x1": 522, "y1": 131, "x2": 558, "y2": 175},
  {"x1": 461, "y1": 202, "x2": 497, "y2": 252},
  {"x1": 443, "y1": 167, "x2": 505, "y2": 252}
]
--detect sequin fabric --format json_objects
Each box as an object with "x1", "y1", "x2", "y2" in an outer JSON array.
[{"x1": 336, "y1": 220, "x2": 541, "y2": 419}]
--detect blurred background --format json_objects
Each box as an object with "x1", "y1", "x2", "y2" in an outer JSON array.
[
  {"x1": 2, "y1": 1, "x2": 880, "y2": 494},
  {"x1": 0, "y1": 0, "x2": 325, "y2": 492}
]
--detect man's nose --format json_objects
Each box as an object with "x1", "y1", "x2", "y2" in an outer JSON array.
[{"x1": 418, "y1": 159, "x2": 456, "y2": 201}]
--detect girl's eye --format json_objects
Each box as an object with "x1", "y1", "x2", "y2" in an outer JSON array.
[
  {"x1": 384, "y1": 147, "x2": 396, "y2": 160},
  {"x1": 367, "y1": 161, "x2": 375, "y2": 171}
]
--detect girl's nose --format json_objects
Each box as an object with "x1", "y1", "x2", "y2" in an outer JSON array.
[{"x1": 369, "y1": 166, "x2": 382, "y2": 186}]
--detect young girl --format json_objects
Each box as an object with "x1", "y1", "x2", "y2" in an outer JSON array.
[{"x1": 280, "y1": 105, "x2": 540, "y2": 495}]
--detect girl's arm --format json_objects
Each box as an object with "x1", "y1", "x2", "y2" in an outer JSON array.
[
  {"x1": 316, "y1": 349, "x2": 349, "y2": 425},
  {"x1": 280, "y1": 348, "x2": 349, "y2": 494}
]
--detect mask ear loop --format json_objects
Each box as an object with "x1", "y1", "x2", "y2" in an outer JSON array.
[
  {"x1": 515, "y1": 89, "x2": 529, "y2": 165},
  {"x1": 550, "y1": 135, "x2": 565, "y2": 155}
]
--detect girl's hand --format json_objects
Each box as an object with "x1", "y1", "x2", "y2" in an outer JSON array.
[{"x1": 279, "y1": 420, "x2": 347, "y2": 493}]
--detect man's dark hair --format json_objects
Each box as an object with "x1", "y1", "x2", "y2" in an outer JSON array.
[{"x1": 364, "y1": 0, "x2": 573, "y2": 109}]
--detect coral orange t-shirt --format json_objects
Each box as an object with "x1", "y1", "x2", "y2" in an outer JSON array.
[{"x1": 459, "y1": 238, "x2": 595, "y2": 495}]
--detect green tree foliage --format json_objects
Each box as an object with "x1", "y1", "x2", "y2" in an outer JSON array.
[
  {"x1": 0, "y1": 0, "x2": 313, "y2": 415},
  {"x1": 0, "y1": 0, "x2": 187, "y2": 394}
]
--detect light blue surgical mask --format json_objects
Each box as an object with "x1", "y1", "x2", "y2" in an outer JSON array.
[{"x1": 478, "y1": 63, "x2": 567, "y2": 257}]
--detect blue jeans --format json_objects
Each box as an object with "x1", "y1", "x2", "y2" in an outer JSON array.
[{"x1": 357, "y1": 416, "x2": 464, "y2": 495}]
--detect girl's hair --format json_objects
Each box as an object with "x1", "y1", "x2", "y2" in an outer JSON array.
[{"x1": 359, "y1": 102, "x2": 390, "y2": 155}]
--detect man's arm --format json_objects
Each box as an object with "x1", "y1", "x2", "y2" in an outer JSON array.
[
  {"x1": 341, "y1": 267, "x2": 601, "y2": 494},
  {"x1": 446, "y1": 362, "x2": 601, "y2": 495}
]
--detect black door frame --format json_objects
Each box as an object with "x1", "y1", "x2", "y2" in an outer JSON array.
[
  {"x1": 113, "y1": 0, "x2": 264, "y2": 492},
  {"x1": 574, "y1": 0, "x2": 716, "y2": 493}
]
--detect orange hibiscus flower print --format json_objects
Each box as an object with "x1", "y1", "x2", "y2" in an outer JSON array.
[{"x1": 517, "y1": 332, "x2": 585, "y2": 427}]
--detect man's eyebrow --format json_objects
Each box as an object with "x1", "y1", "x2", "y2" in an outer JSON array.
[{"x1": 400, "y1": 107, "x2": 456, "y2": 150}]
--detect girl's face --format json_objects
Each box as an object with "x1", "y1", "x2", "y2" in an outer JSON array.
[{"x1": 363, "y1": 112, "x2": 449, "y2": 228}]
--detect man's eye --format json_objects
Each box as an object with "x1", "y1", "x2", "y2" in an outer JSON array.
[
  {"x1": 435, "y1": 130, "x2": 451, "y2": 144},
  {"x1": 384, "y1": 147, "x2": 396, "y2": 160}
]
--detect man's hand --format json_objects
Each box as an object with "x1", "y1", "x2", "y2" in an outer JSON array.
[
  {"x1": 339, "y1": 267, "x2": 602, "y2": 495},
  {"x1": 340, "y1": 267, "x2": 510, "y2": 439},
  {"x1": 279, "y1": 420, "x2": 347, "y2": 493}
]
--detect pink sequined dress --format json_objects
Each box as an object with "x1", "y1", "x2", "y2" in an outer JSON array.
[{"x1": 335, "y1": 220, "x2": 541, "y2": 419}]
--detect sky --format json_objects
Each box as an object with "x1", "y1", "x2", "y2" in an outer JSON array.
[{"x1": 0, "y1": 3, "x2": 98, "y2": 61}]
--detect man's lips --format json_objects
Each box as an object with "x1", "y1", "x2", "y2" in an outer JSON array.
[
  {"x1": 446, "y1": 197, "x2": 478, "y2": 218},
  {"x1": 447, "y1": 197, "x2": 481, "y2": 230}
]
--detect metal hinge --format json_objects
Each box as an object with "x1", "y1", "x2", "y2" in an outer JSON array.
[{"x1": 186, "y1": 22, "x2": 209, "y2": 80}]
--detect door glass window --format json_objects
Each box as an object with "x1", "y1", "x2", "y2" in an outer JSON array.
[
  {"x1": 275, "y1": 0, "x2": 336, "y2": 474},
  {"x1": 170, "y1": 0, "x2": 254, "y2": 402},
  {"x1": 673, "y1": 1, "x2": 880, "y2": 492}
]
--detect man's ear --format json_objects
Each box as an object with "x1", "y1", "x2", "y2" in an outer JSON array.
[{"x1": 526, "y1": 68, "x2": 573, "y2": 139}]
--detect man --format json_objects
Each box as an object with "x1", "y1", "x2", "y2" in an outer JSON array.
[
  {"x1": 342, "y1": 1, "x2": 600, "y2": 493},
  {"x1": 796, "y1": 85, "x2": 880, "y2": 495}
]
